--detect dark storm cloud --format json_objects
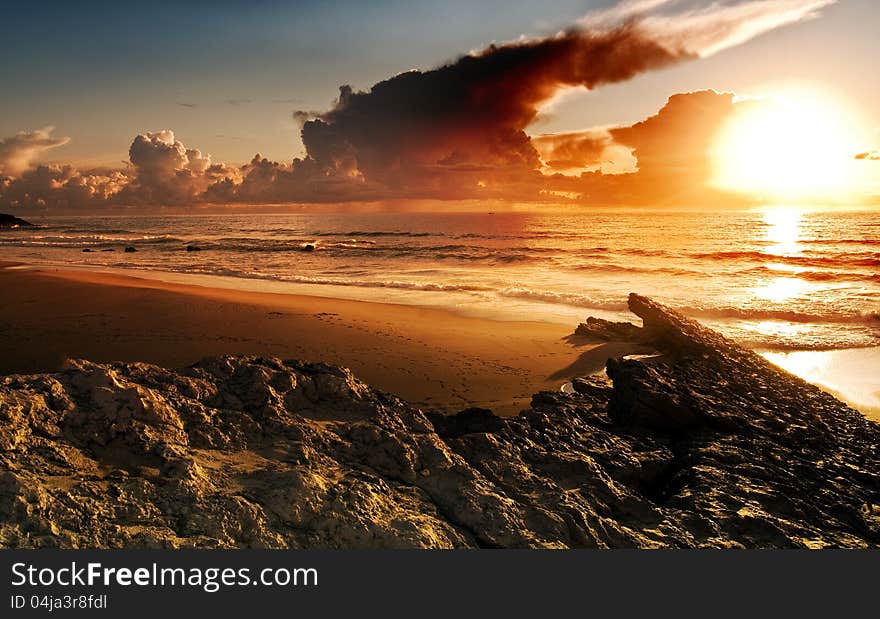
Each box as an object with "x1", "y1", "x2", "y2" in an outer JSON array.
[
  {"x1": 0, "y1": 1, "x2": 838, "y2": 207},
  {"x1": 297, "y1": 25, "x2": 692, "y2": 189},
  {"x1": 288, "y1": 0, "x2": 836, "y2": 199}
]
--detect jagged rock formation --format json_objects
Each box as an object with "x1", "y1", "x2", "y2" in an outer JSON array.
[
  {"x1": 574, "y1": 316, "x2": 641, "y2": 341},
  {"x1": 0, "y1": 213, "x2": 33, "y2": 229},
  {"x1": 1, "y1": 295, "x2": 878, "y2": 548}
]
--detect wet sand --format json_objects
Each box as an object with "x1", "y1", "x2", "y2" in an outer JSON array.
[{"x1": 0, "y1": 262, "x2": 628, "y2": 415}]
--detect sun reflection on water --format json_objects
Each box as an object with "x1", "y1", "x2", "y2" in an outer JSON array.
[
  {"x1": 763, "y1": 207, "x2": 802, "y2": 256},
  {"x1": 763, "y1": 349, "x2": 880, "y2": 419},
  {"x1": 754, "y1": 276, "x2": 807, "y2": 302},
  {"x1": 748, "y1": 320, "x2": 804, "y2": 339},
  {"x1": 765, "y1": 262, "x2": 804, "y2": 274},
  {"x1": 763, "y1": 350, "x2": 830, "y2": 384},
  {"x1": 754, "y1": 208, "x2": 807, "y2": 302}
]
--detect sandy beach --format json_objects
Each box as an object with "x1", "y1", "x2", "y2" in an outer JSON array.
[{"x1": 0, "y1": 261, "x2": 632, "y2": 415}]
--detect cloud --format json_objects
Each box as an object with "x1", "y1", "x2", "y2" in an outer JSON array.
[
  {"x1": 177, "y1": 102, "x2": 199, "y2": 109},
  {"x1": 290, "y1": 0, "x2": 835, "y2": 198},
  {"x1": 855, "y1": 151, "x2": 879, "y2": 161},
  {"x1": 0, "y1": 92, "x2": 749, "y2": 208},
  {"x1": 540, "y1": 89, "x2": 750, "y2": 204},
  {"x1": 292, "y1": 110, "x2": 321, "y2": 128},
  {"x1": 295, "y1": 27, "x2": 689, "y2": 195},
  {"x1": 0, "y1": 0, "x2": 837, "y2": 207},
  {"x1": 613, "y1": 0, "x2": 837, "y2": 58},
  {"x1": 0, "y1": 165, "x2": 127, "y2": 208},
  {"x1": 0, "y1": 130, "x2": 241, "y2": 207},
  {"x1": 116, "y1": 130, "x2": 238, "y2": 205},
  {"x1": 611, "y1": 90, "x2": 740, "y2": 175},
  {"x1": 0, "y1": 127, "x2": 70, "y2": 177},
  {"x1": 533, "y1": 130, "x2": 617, "y2": 174},
  {"x1": 224, "y1": 98, "x2": 253, "y2": 106}
]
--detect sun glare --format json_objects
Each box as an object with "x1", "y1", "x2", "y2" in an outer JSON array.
[
  {"x1": 753, "y1": 207, "x2": 808, "y2": 302},
  {"x1": 763, "y1": 207, "x2": 802, "y2": 256},
  {"x1": 712, "y1": 88, "x2": 862, "y2": 201}
]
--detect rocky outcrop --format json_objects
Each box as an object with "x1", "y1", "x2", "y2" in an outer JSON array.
[
  {"x1": 1, "y1": 294, "x2": 878, "y2": 548},
  {"x1": 0, "y1": 213, "x2": 33, "y2": 229},
  {"x1": 574, "y1": 316, "x2": 641, "y2": 341}
]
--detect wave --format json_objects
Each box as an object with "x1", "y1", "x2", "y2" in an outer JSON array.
[
  {"x1": 497, "y1": 288, "x2": 628, "y2": 312},
  {"x1": 797, "y1": 238, "x2": 880, "y2": 246},
  {"x1": 0, "y1": 235, "x2": 183, "y2": 248},
  {"x1": 743, "y1": 265, "x2": 880, "y2": 283},
  {"x1": 680, "y1": 305, "x2": 880, "y2": 326},
  {"x1": 311, "y1": 230, "x2": 608, "y2": 242},
  {"x1": 692, "y1": 250, "x2": 880, "y2": 268},
  {"x1": 0, "y1": 234, "x2": 556, "y2": 263},
  {"x1": 496, "y1": 288, "x2": 879, "y2": 327},
  {"x1": 154, "y1": 266, "x2": 497, "y2": 293},
  {"x1": 618, "y1": 248, "x2": 672, "y2": 257},
  {"x1": 572, "y1": 263, "x2": 702, "y2": 276},
  {"x1": 208, "y1": 240, "x2": 548, "y2": 262},
  {"x1": 33, "y1": 226, "x2": 138, "y2": 235},
  {"x1": 314, "y1": 230, "x2": 435, "y2": 238},
  {"x1": 731, "y1": 330, "x2": 880, "y2": 352}
]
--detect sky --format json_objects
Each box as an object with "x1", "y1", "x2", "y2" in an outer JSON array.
[{"x1": 2, "y1": 0, "x2": 879, "y2": 207}]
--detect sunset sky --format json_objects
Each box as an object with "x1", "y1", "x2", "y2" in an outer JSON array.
[{"x1": 2, "y1": 0, "x2": 879, "y2": 207}]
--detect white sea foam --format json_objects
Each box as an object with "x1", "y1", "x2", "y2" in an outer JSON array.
[{"x1": 2, "y1": 208, "x2": 878, "y2": 350}]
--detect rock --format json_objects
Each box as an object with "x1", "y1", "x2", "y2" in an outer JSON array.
[
  {"x1": 574, "y1": 316, "x2": 642, "y2": 341},
  {"x1": 185, "y1": 245, "x2": 201, "y2": 252},
  {"x1": 1, "y1": 296, "x2": 878, "y2": 549},
  {"x1": 300, "y1": 242, "x2": 317, "y2": 252},
  {"x1": 606, "y1": 359, "x2": 704, "y2": 431},
  {"x1": 427, "y1": 408, "x2": 504, "y2": 439},
  {"x1": 101, "y1": 248, "x2": 115, "y2": 252},
  {"x1": 82, "y1": 248, "x2": 92, "y2": 253},
  {"x1": 124, "y1": 246, "x2": 137, "y2": 253},
  {"x1": 0, "y1": 213, "x2": 34, "y2": 229},
  {"x1": 627, "y1": 292, "x2": 728, "y2": 354},
  {"x1": 570, "y1": 375, "x2": 614, "y2": 399}
]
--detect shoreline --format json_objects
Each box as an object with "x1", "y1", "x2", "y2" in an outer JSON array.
[
  {"x1": 4, "y1": 290, "x2": 878, "y2": 548},
  {"x1": 0, "y1": 261, "x2": 625, "y2": 416},
  {"x1": 1, "y1": 260, "x2": 878, "y2": 420}
]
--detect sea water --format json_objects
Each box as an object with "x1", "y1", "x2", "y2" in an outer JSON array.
[{"x1": 2, "y1": 206, "x2": 878, "y2": 412}]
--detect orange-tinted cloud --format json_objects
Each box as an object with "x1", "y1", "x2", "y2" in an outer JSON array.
[
  {"x1": 0, "y1": 0, "x2": 838, "y2": 208},
  {"x1": 282, "y1": 0, "x2": 835, "y2": 201},
  {"x1": 532, "y1": 130, "x2": 618, "y2": 174},
  {"x1": 855, "y1": 151, "x2": 879, "y2": 161},
  {"x1": 296, "y1": 25, "x2": 689, "y2": 194},
  {"x1": 539, "y1": 90, "x2": 750, "y2": 204},
  {"x1": 115, "y1": 130, "x2": 216, "y2": 205},
  {"x1": 0, "y1": 131, "x2": 239, "y2": 208},
  {"x1": 192, "y1": 1, "x2": 739, "y2": 204},
  {"x1": 0, "y1": 127, "x2": 70, "y2": 177},
  {"x1": 0, "y1": 92, "x2": 746, "y2": 208},
  {"x1": 0, "y1": 165, "x2": 126, "y2": 209}
]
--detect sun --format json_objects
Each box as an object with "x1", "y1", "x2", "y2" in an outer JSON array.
[{"x1": 711, "y1": 87, "x2": 862, "y2": 201}]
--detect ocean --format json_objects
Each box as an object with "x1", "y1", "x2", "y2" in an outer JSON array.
[
  {"x1": 3, "y1": 206, "x2": 878, "y2": 413},
  {"x1": 3, "y1": 207, "x2": 878, "y2": 346}
]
